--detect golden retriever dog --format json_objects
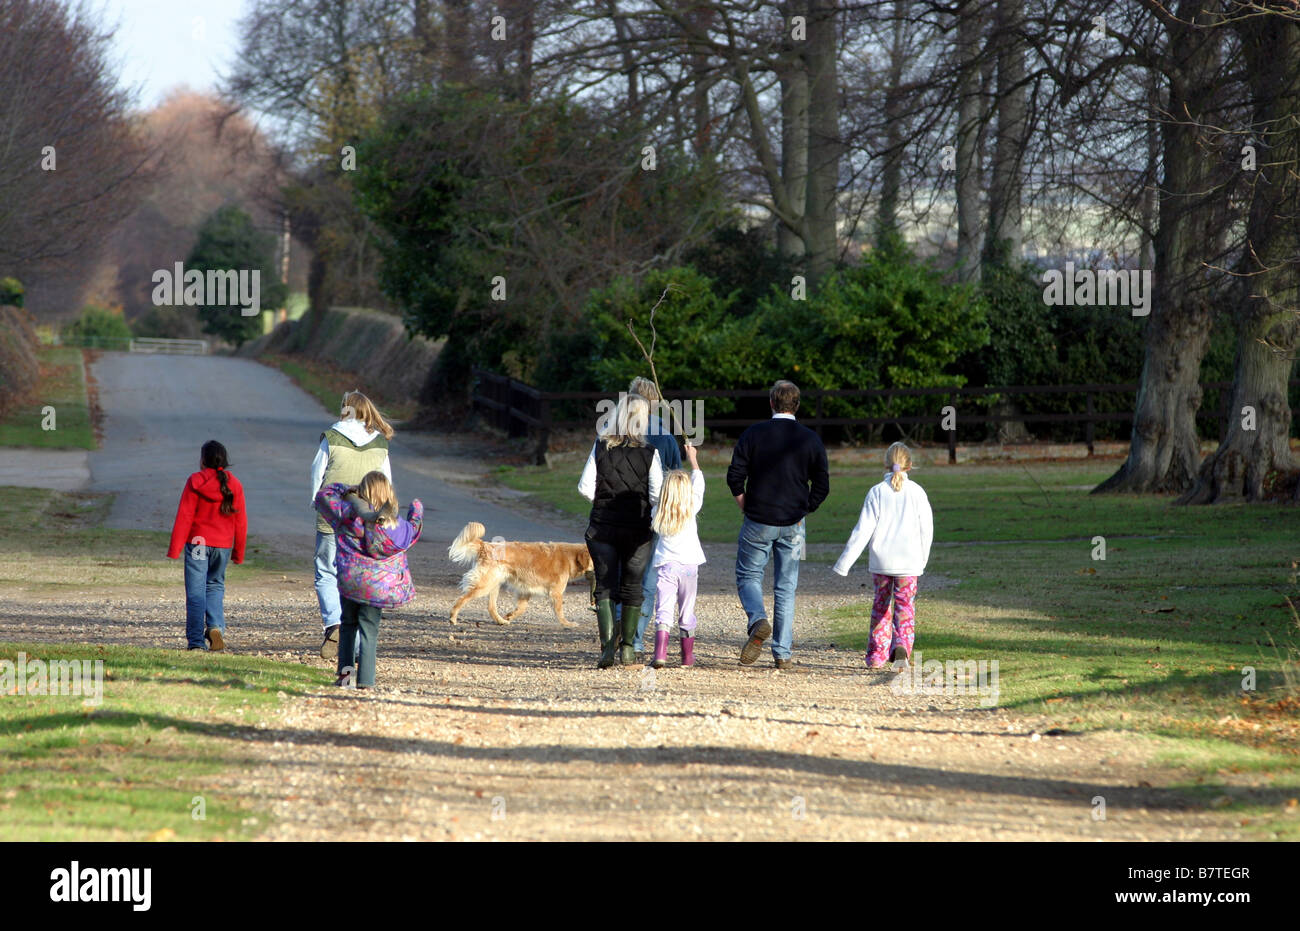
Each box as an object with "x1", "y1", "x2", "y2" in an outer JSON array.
[{"x1": 448, "y1": 522, "x2": 594, "y2": 627}]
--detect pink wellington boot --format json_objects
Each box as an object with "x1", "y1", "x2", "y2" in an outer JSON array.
[
  {"x1": 680, "y1": 631, "x2": 695, "y2": 667},
  {"x1": 651, "y1": 629, "x2": 670, "y2": 668}
]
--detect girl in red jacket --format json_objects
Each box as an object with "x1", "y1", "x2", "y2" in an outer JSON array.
[{"x1": 167, "y1": 441, "x2": 248, "y2": 651}]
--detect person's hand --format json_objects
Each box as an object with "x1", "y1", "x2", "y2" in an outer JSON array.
[
  {"x1": 684, "y1": 443, "x2": 699, "y2": 469},
  {"x1": 734, "y1": 493, "x2": 745, "y2": 511}
]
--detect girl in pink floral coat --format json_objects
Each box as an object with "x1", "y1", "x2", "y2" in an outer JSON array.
[{"x1": 314, "y1": 472, "x2": 422, "y2": 688}]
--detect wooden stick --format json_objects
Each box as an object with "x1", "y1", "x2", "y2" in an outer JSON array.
[{"x1": 626, "y1": 284, "x2": 689, "y2": 444}]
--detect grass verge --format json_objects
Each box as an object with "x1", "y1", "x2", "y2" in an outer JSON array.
[
  {"x1": 0, "y1": 347, "x2": 94, "y2": 449},
  {"x1": 260, "y1": 353, "x2": 417, "y2": 424},
  {"x1": 0, "y1": 640, "x2": 324, "y2": 840}
]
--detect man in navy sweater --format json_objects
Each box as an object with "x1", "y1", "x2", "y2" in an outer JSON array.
[{"x1": 726, "y1": 380, "x2": 830, "y2": 668}]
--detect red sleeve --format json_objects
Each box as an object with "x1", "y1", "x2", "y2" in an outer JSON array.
[
  {"x1": 166, "y1": 480, "x2": 197, "y2": 559},
  {"x1": 232, "y1": 481, "x2": 248, "y2": 564}
]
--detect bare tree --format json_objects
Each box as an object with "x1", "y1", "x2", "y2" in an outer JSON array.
[
  {"x1": 1097, "y1": 0, "x2": 1238, "y2": 494},
  {"x1": 1181, "y1": 1, "x2": 1300, "y2": 502},
  {"x1": 0, "y1": 0, "x2": 153, "y2": 316}
]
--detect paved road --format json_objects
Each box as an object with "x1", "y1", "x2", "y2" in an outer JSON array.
[{"x1": 86, "y1": 353, "x2": 565, "y2": 547}]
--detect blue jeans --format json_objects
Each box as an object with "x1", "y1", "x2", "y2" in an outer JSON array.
[
  {"x1": 632, "y1": 532, "x2": 660, "y2": 651},
  {"x1": 184, "y1": 541, "x2": 231, "y2": 648},
  {"x1": 735, "y1": 517, "x2": 804, "y2": 661},
  {"x1": 314, "y1": 531, "x2": 342, "y2": 629}
]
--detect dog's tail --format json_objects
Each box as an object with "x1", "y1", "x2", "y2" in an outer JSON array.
[{"x1": 448, "y1": 521, "x2": 487, "y2": 566}]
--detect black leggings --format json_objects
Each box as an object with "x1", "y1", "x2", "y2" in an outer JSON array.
[{"x1": 585, "y1": 521, "x2": 654, "y2": 608}]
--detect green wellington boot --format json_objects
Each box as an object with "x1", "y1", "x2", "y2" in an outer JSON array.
[
  {"x1": 596, "y1": 600, "x2": 619, "y2": 669},
  {"x1": 619, "y1": 605, "x2": 641, "y2": 665}
]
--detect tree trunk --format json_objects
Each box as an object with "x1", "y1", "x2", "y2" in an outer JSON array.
[
  {"x1": 442, "y1": 0, "x2": 472, "y2": 84},
  {"x1": 1179, "y1": 8, "x2": 1300, "y2": 503},
  {"x1": 1095, "y1": 0, "x2": 1223, "y2": 494},
  {"x1": 802, "y1": 0, "x2": 840, "y2": 282},
  {"x1": 606, "y1": 0, "x2": 639, "y2": 113},
  {"x1": 982, "y1": 0, "x2": 1024, "y2": 268},
  {"x1": 954, "y1": 0, "x2": 983, "y2": 282},
  {"x1": 777, "y1": 54, "x2": 808, "y2": 260},
  {"x1": 875, "y1": 0, "x2": 907, "y2": 250},
  {"x1": 688, "y1": 3, "x2": 715, "y2": 155}
]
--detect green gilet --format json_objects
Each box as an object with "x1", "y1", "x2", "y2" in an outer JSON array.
[{"x1": 316, "y1": 428, "x2": 390, "y2": 533}]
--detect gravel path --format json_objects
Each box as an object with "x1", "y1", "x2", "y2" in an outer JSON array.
[{"x1": 3, "y1": 543, "x2": 1244, "y2": 842}]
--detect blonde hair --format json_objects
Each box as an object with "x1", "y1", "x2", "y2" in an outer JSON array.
[
  {"x1": 341, "y1": 390, "x2": 394, "y2": 440},
  {"x1": 653, "y1": 470, "x2": 695, "y2": 536},
  {"x1": 356, "y1": 470, "x2": 399, "y2": 528},
  {"x1": 628, "y1": 376, "x2": 661, "y2": 402},
  {"x1": 885, "y1": 441, "x2": 913, "y2": 492},
  {"x1": 603, "y1": 393, "x2": 649, "y2": 448}
]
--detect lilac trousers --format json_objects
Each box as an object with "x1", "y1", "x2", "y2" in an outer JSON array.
[{"x1": 654, "y1": 562, "x2": 699, "y2": 633}]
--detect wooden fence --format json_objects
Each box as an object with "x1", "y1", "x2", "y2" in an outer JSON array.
[{"x1": 471, "y1": 367, "x2": 1275, "y2": 465}]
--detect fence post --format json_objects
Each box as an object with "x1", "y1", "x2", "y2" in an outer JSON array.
[
  {"x1": 1085, "y1": 392, "x2": 1095, "y2": 456},
  {"x1": 947, "y1": 391, "x2": 957, "y2": 464},
  {"x1": 506, "y1": 378, "x2": 522, "y2": 438},
  {"x1": 535, "y1": 395, "x2": 551, "y2": 466},
  {"x1": 815, "y1": 391, "x2": 824, "y2": 439}
]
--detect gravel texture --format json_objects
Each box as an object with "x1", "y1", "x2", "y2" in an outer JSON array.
[{"x1": 4, "y1": 537, "x2": 1244, "y2": 842}]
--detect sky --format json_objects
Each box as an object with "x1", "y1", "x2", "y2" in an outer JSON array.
[{"x1": 101, "y1": 0, "x2": 248, "y2": 110}]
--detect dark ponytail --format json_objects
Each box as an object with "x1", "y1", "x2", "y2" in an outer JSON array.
[{"x1": 200, "y1": 440, "x2": 236, "y2": 516}]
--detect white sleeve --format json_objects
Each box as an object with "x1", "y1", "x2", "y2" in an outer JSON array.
[
  {"x1": 690, "y1": 468, "x2": 705, "y2": 515},
  {"x1": 648, "y1": 450, "x2": 663, "y2": 505},
  {"x1": 577, "y1": 443, "x2": 598, "y2": 502},
  {"x1": 832, "y1": 489, "x2": 879, "y2": 576},
  {"x1": 918, "y1": 488, "x2": 934, "y2": 568},
  {"x1": 310, "y1": 439, "x2": 329, "y2": 502},
  {"x1": 381, "y1": 453, "x2": 392, "y2": 482}
]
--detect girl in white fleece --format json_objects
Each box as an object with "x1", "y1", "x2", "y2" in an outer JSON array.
[{"x1": 832, "y1": 442, "x2": 933, "y2": 668}]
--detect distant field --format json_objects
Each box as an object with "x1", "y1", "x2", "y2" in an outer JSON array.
[
  {"x1": 0, "y1": 486, "x2": 297, "y2": 592},
  {"x1": 0, "y1": 347, "x2": 94, "y2": 449}
]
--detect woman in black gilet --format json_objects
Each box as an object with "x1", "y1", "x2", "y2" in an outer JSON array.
[{"x1": 578, "y1": 393, "x2": 663, "y2": 667}]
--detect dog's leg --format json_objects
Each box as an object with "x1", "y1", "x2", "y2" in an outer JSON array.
[
  {"x1": 503, "y1": 592, "x2": 530, "y2": 622},
  {"x1": 488, "y1": 585, "x2": 511, "y2": 626},
  {"x1": 552, "y1": 587, "x2": 577, "y2": 628},
  {"x1": 450, "y1": 573, "x2": 493, "y2": 625},
  {"x1": 449, "y1": 590, "x2": 473, "y2": 625}
]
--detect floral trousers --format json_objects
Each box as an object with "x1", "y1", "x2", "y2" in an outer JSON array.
[{"x1": 867, "y1": 574, "x2": 917, "y2": 667}]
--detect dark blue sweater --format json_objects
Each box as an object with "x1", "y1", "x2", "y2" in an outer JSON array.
[{"x1": 726, "y1": 417, "x2": 830, "y2": 527}]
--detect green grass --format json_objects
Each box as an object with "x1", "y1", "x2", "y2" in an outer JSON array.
[
  {"x1": 0, "y1": 640, "x2": 325, "y2": 840},
  {"x1": 499, "y1": 454, "x2": 1300, "y2": 835},
  {"x1": 0, "y1": 347, "x2": 94, "y2": 449},
  {"x1": 261, "y1": 353, "x2": 417, "y2": 423},
  {"x1": 0, "y1": 486, "x2": 298, "y2": 592},
  {"x1": 0, "y1": 484, "x2": 323, "y2": 839}
]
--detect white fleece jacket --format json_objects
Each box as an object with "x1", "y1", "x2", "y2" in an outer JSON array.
[{"x1": 832, "y1": 473, "x2": 933, "y2": 578}]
